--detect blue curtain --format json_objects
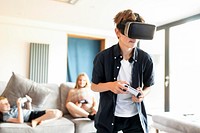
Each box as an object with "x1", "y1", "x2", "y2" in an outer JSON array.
[{"x1": 67, "y1": 37, "x2": 100, "y2": 82}]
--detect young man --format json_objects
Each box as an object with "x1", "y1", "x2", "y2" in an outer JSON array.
[
  {"x1": 0, "y1": 95, "x2": 63, "y2": 127},
  {"x1": 91, "y1": 9, "x2": 154, "y2": 133}
]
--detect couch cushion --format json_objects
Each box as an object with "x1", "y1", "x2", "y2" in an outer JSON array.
[
  {"x1": 0, "y1": 117, "x2": 75, "y2": 133},
  {"x1": 60, "y1": 82, "x2": 75, "y2": 115},
  {"x1": 64, "y1": 114, "x2": 96, "y2": 133},
  {"x1": 40, "y1": 83, "x2": 60, "y2": 110},
  {"x1": 1, "y1": 72, "x2": 52, "y2": 109}
]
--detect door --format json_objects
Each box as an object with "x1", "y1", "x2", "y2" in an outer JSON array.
[{"x1": 67, "y1": 35, "x2": 105, "y2": 82}]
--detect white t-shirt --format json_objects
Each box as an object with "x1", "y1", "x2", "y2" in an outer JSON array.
[{"x1": 114, "y1": 59, "x2": 138, "y2": 117}]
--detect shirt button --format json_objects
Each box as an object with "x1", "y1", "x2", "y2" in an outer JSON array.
[
  {"x1": 117, "y1": 66, "x2": 119, "y2": 69},
  {"x1": 114, "y1": 57, "x2": 116, "y2": 59},
  {"x1": 120, "y1": 56, "x2": 123, "y2": 58},
  {"x1": 112, "y1": 123, "x2": 114, "y2": 125},
  {"x1": 114, "y1": 77, "x2": 116, "y2": 80}
]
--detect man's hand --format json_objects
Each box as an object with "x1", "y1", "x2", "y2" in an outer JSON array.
[
  {"x1": 109, "y1": 81, "x2": 129, "y2": 94},
  {"x1": 131, "y1": 87, "x2": 144, "y2": 103},
  {"x1": 25, "y1": 95, "x2": 32, "y2": 103},
  {"x1": 91, "y1": 81, "x2": 129, "y2": 93},
  {"x1": 17, "y1": 98, "x2": 22, "y2": 107},
  {"x1": 91, "y1": 107, "x2": 97, "y2": 115}
]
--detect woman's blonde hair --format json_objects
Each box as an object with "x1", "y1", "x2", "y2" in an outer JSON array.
[
  {"x1": 74, "y1": 72, "x2": 91, "y2": 88},
  {"x1": 114, "y1": 9, "x2": 145, "y2": 25}
]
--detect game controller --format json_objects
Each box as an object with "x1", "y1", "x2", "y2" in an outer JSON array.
[
  {"x1": 78, "y1": 99, "x2": 88, "y2": 104},
  {"x1": 19, "y1": 95, "x2": 32, "y2": 106},
  {"x1": 123, "y1": 84, "x2": 141, "y2": 98}
]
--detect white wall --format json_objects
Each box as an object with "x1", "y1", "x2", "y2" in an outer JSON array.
[{"x1": 0, "y1": 16, "x2": 117, "y2": 83}]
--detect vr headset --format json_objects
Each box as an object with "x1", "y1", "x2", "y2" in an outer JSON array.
[{"x1": 117, "y1": 14, "x2": 156, "y2": 40}]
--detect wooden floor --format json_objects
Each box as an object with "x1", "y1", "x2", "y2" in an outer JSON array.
[
  {"x1": 149, "y1": 127, "x2": 167, "y2": 133},
  {"x1": 117, "y1": 127, "x2": 167, "y2": 133}
]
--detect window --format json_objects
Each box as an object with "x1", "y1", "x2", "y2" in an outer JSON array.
[
  {"x1": 170, "y1": 19, "x2": 200, "y2": 113},
  {"x1": 140, "y1": 30, "x2": 165, "y2": 113},
  {"x1": 146, "y1": 14, "x2": 200, "y2": 113}
]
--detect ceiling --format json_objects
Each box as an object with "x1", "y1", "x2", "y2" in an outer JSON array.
[{"x1": 0, "y1": 0, "x2": 200, "y2": 32}]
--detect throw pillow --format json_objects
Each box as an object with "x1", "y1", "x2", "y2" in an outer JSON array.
[
  {"x1": 69, "y1": 88, "x2": 93, "y2": 104},
  {"x1": 1, "y1": 72, "x2": 52, "y2": 108},
  {"x1": 60, "y1": 82, "x2": 75, "y2": 115}
]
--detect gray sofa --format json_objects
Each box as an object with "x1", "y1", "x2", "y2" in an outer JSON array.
[
  {"x1": 152, "y1": 112, "x2": 200, "y2": 133},
  {"x1": 0, "y1": 73, "x2": 98, "y2": 133}
]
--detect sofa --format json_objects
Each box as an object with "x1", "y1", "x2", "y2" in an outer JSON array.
[
  {"x1": 152, "y1": 112, "x2": 200, "y2": 133},
  {"x1": 0, "y1": 72, "x2": 99, "y2": 133}
]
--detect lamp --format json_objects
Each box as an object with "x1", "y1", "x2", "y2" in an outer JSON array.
[{"x1": 55, "y1": 0, "x2": 79, "y2": 5}]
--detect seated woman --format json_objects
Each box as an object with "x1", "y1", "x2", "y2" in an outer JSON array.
[
  {"x1": 66, "y1": 72, "x2": 97, "y2": 120},
  {"x1": 0, "y1": 95, "x2": 63, "y2": 127}
]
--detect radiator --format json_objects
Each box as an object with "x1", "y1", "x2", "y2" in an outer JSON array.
[{"x1": 29, "y1": 43, "x2": 49, "y2": 83}]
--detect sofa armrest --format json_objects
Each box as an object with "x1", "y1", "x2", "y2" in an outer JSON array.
[{"x1": 152, "y1": 113, "x2": 200, "y2": 133}]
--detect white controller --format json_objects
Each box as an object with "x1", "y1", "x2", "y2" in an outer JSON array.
[
  {"x1": 19, "y1": 95, "x2": 32, "y2": 107},
  {"x1": 124, "y1": 84, "x2": 141, "y2": 98}
]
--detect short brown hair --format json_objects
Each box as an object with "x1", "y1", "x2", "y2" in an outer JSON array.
[
  {"x1": 114, "y1": 9, "x2": 145, "y2": 25},
  {"x1": 0, "y1": 96, "x2": 6, "y2": 101}
]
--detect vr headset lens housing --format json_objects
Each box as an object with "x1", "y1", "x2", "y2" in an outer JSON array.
[{"x1": 118, "y1": 22, "x2": 156, "y2": 40}]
